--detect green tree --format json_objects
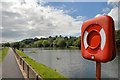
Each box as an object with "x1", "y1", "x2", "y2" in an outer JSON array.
[
  {"x1": 2, "y1": 42, "x2": 10, "y2": 47},
  {"x1": 48, "y1": 38, "x2": 54, "y2": 47},
  {"x1": 72, "y1": 37, "x2": 81, "y2": 48},
  {"x1": 19, "y1": 42, "x2": 25, "y2": 48},
  {"x1": 42, "y1": 40, "x2": 50, "y2": 47},
  {"x1": 64, "y1": 36, "x2": 68, "y2": 41},
  {"x1": 34, "y1": 40, "x2": 43, "y2": 47},
  {"x1": 66, "y1": 40, "x2": 72, "y2": 48},
  {"x1": 116, "y1": 30, "x2": 120, "y2": 47},
  {"x1": 29, "y1": 43, "x2": 36, "y2": 47},
  {"x1": 53, "y1": 39, "x2": 58, "y2": 47},
  {"x1": 11, "y1": 42, "x2": 20, "y2": 49},
  {"x1": 116, "y1": 30, "x2": 120, "y2": 39},
  {"x1": 57, "y1": 39, "x2": 66, "y2": 48},
  {"x1": 34, "y1": 37, "x2": 39, "y2": 41},
  {"x1": 21, "y1": 38, "x2": 34, "y2": 44}
]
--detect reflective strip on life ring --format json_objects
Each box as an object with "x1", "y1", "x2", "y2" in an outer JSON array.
[
  {"x1": 83, "y1": 31, "x2": 88, "y2": 49},
  {"x1": 83, "y1": 28, "x2": 106, "y2": 50},
  {"x1": 100, "y1": 28, "x2": 106, "y2": 50}
]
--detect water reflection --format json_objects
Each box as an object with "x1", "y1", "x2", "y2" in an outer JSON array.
[{"x1": 23, "y1": 48, "x2": 118, "y2": 78}]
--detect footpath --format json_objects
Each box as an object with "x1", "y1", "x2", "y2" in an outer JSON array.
[{"x1": 2, "y1": 48, "x2": 23, "y2": 79}]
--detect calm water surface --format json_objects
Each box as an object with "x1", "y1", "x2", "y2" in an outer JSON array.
[{"x1": 23, "y1": 48, "x2": 119, "y2": 78}]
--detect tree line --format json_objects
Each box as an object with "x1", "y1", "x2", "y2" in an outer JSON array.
[
  {"x1": 2, "y1": 30, "x2": 120, "y2": 49},
  {"x1": 116, "y1": 29, "x2": 120, "y2": 47},
  {"x1": 2, "y1": 35, "x2": 81, "y2": 49}
]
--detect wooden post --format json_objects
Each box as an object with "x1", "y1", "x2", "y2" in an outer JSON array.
[
  {"x1": 36, "y1": 74, "x2": 38, "y2": 80},
  {"x1": 27, "y1": 65, "x2": 29, "y2": 79},
  {"x1": 19, "y1": 57, "x2": 21, "y2": 65},
  {"x1": 20, "y1": 57, "x2": 22, "y2": 65},
  {"x1": 96, "y1": 62, "x2": 101, "y2": 80},
  {"x1": 17, "y1": 54, "x2": 19, "y2": 59},
  {"x1": 23, "y1": 60, "x2": 24, "y2": 70}
]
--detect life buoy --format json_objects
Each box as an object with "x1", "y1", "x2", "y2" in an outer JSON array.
[
  {"x1": 81, "y1": 15, "x2": 116, "y2": 63},
  {"x1": 83, "y1": 24, "x2": 106, "y2": 51}
]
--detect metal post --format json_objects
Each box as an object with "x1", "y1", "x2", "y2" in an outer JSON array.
[{"x1": 96, "y1": 62, "x2": 101, "y2": 80}]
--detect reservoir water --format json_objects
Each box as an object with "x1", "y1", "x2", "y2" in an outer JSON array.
[{"x1": 23, "y1": 48, "x2": 119, "y2": 78}]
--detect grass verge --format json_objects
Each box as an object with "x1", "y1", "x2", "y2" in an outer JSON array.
[
  {"x1": 0, "y1": 47, "x2": 9, "y2": 62},
  {"x1": 16, "y1": 49, "x2": 69, "y2": 80}
]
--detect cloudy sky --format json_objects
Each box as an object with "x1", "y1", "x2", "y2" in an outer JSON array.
[{"x1": 0, "y1": 0, "x2": 119, "y2": 43}]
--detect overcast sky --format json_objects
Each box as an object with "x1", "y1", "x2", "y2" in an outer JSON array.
[{"x1": 0, "y1": 0, "x2": 119, "y2": 43}]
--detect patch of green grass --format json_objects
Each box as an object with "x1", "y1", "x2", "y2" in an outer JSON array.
[
  {"x1": 31, "y1": 50, "x2": 36, "y2": 53},
  {"x1": 68, "y1": 46, "x2": 79, "y2": 49},
  {"x1": 16, "y1": 49, "x2": 69, "y2": 80},
  {"x1": 0, "y1": 47, "x2": 9, "y2": 62}
]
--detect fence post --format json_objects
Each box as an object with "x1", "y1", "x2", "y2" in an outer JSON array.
[
  {"x1": 13, "y1": 49, "x2": 42, "y2": 80},
  {"x1": 17, "y1": 54, "x2": 18, "y2": 59},
  {"x1": 20, "y1": 57, "x2": 22, "y2": 65},
  {"x1": 27, "y1": 65, "x2": 29, "y2": 79},
  {"x1": 35, "y1": 74, "x2": 38, "y2": 80},
  {"x1": 23, "y1": 60, "x2": 24, "y2": 70}
]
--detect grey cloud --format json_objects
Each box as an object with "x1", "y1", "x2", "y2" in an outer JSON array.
[{"x1": 1, "y1": 1, "x2": 82, "y2": 42}]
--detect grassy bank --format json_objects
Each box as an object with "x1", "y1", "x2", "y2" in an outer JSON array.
[
  {"x1": 16, "y1": 49, "x2": 68, "y2": 80},
  {"x1": 0, "y1": 47, "x2": 9, "y2": 62}
]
